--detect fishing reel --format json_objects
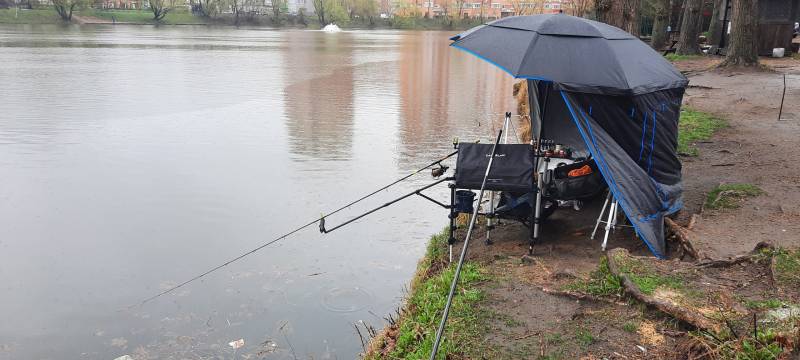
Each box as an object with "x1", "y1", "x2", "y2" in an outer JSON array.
[{"x1": 431, "y1": 163, "x2": 449, "y2": 178}]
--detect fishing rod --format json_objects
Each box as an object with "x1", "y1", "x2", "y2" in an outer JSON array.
[
  {"x1": 429, "y1": 128, "x2": 503, "y2": 360},
  {"x1": 319, "y1": 177, "x2": 452, "y2": 234},
  {"x1": 134, "y1": 150, "x2": 458, "y2": 307}
]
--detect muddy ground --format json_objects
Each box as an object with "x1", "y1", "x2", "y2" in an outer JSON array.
[{"x1": 443, "y1": 56, "x2": 800, "y2": 359}]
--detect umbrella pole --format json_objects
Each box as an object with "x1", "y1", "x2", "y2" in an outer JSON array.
[
  {"x1": 430, "y1": 128, "x2": 503, "y2": 360},
  {"x1": 530, "y1": 82, "x2": 549, "y2": 255},
  {"x1": 486, "y1": 112, "x2": 511, "y2": 245}
]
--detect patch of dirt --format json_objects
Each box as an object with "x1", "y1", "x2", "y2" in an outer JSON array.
[
  {"x1": 675, "y1": 56, "x2": 800, "y2": 258},
  {"x1": 605, "y1": 246, "x2": 800, "y2": 357},
  {"x1": 450, "y1": 197, "x2": 684, "y2": 358}
]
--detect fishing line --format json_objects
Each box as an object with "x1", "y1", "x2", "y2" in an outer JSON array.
[{"x1": 134, "y1": 150, "x2": 459, "y2": 308}]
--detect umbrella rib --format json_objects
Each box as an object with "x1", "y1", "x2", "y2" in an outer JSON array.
[{"x1": 514, "y1": 32, "x2": 541, "y2": 78}]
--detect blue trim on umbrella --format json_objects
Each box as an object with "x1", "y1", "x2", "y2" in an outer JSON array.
[
  {"x1": 559, "y1": 91, "x2": 665, "y2": 259},
  {"x1": 450, "y1": 43, "x2": 551, "y2": 81},
  {"x1": 647, "y1": 111, "x2": 657, "y2": 175},
  {"x1": 638, "y1": 111, "x2": 647, "y2": 162}
]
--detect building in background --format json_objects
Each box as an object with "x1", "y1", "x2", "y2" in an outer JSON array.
[
  {"x1": 410, "y1": 0, "x2": 571, "y2": 20},
  {"x1": 286, "y1": 0, "x2": 313, "y2": 15}
]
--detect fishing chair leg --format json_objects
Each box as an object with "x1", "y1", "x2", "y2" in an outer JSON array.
[
  {"x1": 486, "y1": 191, "x2": 495, "y2": 245},
  {"x1": 601, "y1": 200, "x2": 617, "y2": 251},
  {"x1": 448, "y1": 184, "x2": 457, "y2": 263},
  {"x1": 531, "y1": 172, "x2": 544, "y2": 255},
  {"x1": 591, "y1": 191, "x2": 611, "y2": 240}
]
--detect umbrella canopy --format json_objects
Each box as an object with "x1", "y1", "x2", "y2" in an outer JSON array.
[{"x1": 450, "y1": 14, "x2": 688, "y2": 96}]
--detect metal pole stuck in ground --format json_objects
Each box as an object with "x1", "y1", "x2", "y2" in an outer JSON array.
[{"x1": 429, "y1": 128, "x2": 503, "y2": 360}]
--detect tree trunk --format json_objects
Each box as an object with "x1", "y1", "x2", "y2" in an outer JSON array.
[
  {"x1": 720, "y1": 0, "x2": 759, "y2": 67},
  {"x1": 625, "y1": 0, "x2": 640, "y2": 36},
  {"x1": 707, "y1": 0, "x2": 722, "y2": 47},
  {"x1": 595, "y1": 0, "x2": 638, "y2": 34},
  {"x1": 594, "y1": 0, "x2": 612, "y2": 25},
  {"x1": 675, "y1": 0, "x2": 702, "y2": 55},
  {"x1": 651, "y1": 0, "x2": 671, "y2": 49}
]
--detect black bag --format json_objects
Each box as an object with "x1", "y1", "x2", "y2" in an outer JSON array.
[
  {"x1": 455, "y1": 143, "x2": 534, "y2": 192},
  {"x1": 548, "y1": 159, "x2": 606, "y2": 200}
]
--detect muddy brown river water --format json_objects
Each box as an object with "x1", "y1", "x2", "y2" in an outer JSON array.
[{"x1": 0, "y1": 25, "x2": 516, "y2": 359}]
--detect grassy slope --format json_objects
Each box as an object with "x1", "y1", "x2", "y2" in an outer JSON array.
[
  {"x1": 0, "y1": 8, "x2": 62, "y2": 24},
  {"x1": 81, "y1": 9, "x2": 207, "y2": 24},
  {"x1": 0, "y1": 8, "x2": 215, "y2": 25},
  {"x1": 366, "y1": 230, "x2": 491, "y2": 359}
]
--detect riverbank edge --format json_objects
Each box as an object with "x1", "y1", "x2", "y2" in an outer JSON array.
[{"x1": 363, "y1": 229, "x2": 490, "y2": 359}]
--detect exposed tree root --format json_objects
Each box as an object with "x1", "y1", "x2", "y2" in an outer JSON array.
[
  {"x1": 665, "y1": 217, "x2": 705, "y2": 260},
  {"x1": 606, "y1": 248, "x2": 721, "y2": 332}
]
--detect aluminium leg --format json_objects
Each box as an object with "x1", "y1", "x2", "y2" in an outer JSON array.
[
  {"x1": 486, "y1": 191, "x2": 494, "y2": 245},
  {"x1": 601, "y1": 200, "x2": 617, "y2": 251},
  {"x1": 591, "y1": 191, "x2": 611, "y2": 240},
  {"x1": 448, "y1": 184, "x2": 456, "y2": 262},
  {"x1": 531, "y1": 170, "x2": 544, "y2": 255}
]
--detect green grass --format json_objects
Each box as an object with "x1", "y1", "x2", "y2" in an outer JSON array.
[
  {"x1": 0, "y1": 8, "x2": 63, "y2": 24},
  {"x1": 563, "y1": 257, "x2": 623, "y2": 296},
  {"x1": 614, "y1": 255, "x2": 683, "y2": 295},
  {"x1": 537, "y1": 332, "x2": 566, "y2": 360},
  {"x1": 665, "y1": 53, "x2": 705, "y2": 62},
  {"x1": 744, "y1": 299, "x2": 786, "y2": 310},
  {"x1": 692, "y1": 327, "x2": 787, "y2": 360},
  {"x1": 705, "y1": 183, "x2": 763, "y2": 210},
  {"x1": 678, "y1": 107, "x2": 727, "y2": 156},
  {"x1": 628, "y1": 272, "x2": 683, "y2": 295},
  {"x1": 575, "y1": 328, "x2": 595, "y2": 349},
  {"x1": 773, "y1": 248, "x2": 800, "y2": 288},
  {"x1": 387, "y1": 263, "x2": 487, "y2": 359},
  {"x1": 80, "y1": 9, "x2": 207, "y2": 24},
  {"x1": 367, "y1": 230, "x2": 491, "y2": 360},
  {"x1": 622, "y1": 321, "x2": 639, "y2": 333}
]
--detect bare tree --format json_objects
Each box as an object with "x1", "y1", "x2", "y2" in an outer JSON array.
[
  {"x1": 193, "y1": 0, "x2": 221, "y2": 17},
  {"x1": 454, "y1": 0, "x2": 466, "y2": 19},
  {"x1": 569, "y1": 0, "x2": 593, "y2": 17},
  {"x1": 651, "y1": 0, "x2": 671, "y2": 49},
  {"x1": 270, "y1": 0, "x2": 286, "y2": 23},
  {"x1": 313, "y1": 0, "x2": 327, "y2": 23},
  {"x1": 720, "y1": 0, "x2": 758, "y2": 67},
  {"x1": 675, "y1": 0, "x2": 702, "y2": 55},
  {"x1": 509, "y1": 0, "x2": 535, "y2": 16},
  {"x1": 595, "y1": 0, "x2": 638, "y2": 32},
  {"x1": 52, "y1": 0, "x2": 83, "y2": 21},
  {"x1": 148, "y1": 0, "x2": 173, "y2": 21}
]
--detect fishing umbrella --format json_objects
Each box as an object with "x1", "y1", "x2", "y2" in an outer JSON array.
[
  {"x1": 450, "y1": 14, "x2": 689, "y2": 258},
  {"x1": 450, "y1": 14, "x2": 687, "y2": 95}
]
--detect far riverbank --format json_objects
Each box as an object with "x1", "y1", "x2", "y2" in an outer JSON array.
[{"x1": 0, "y1": 8, "x2": 482, "y2": 29}]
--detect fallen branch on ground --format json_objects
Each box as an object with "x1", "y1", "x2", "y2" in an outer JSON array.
[
  {"x1": 606, "y1": 248, "x2": 720, "y2": 332},
  {"x1": 694, "y1": 241, "x2": 773, "y2": 268}
]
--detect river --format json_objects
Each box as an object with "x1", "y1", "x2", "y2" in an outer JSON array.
[{"x1": 0, "y1": 24, "x2": 515, "y2": 359}]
